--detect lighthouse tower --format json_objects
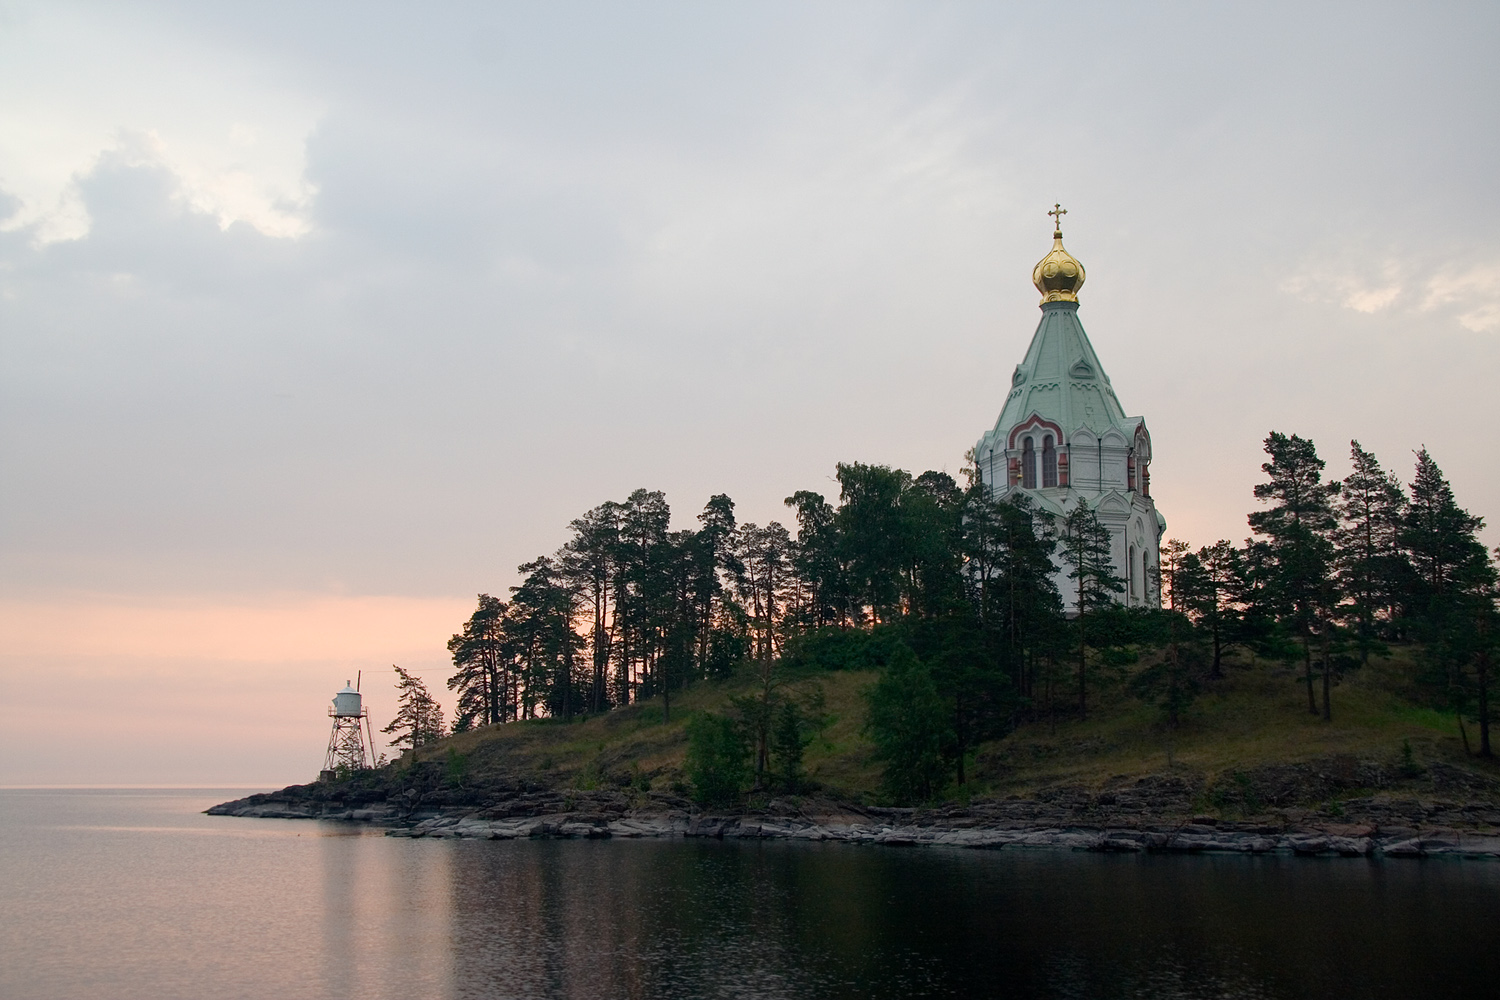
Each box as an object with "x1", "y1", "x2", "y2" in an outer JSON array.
[
  {"x1": 320, "y1": 679, "x2": 375, "y2": 780},
  {"x1": 973, "y1": 206, "x2": 1166, "y2": 611}
]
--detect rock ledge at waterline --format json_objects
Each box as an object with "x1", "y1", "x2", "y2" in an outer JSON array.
[{"x1": 208, "y1": 776, "x2": 1500, "y2": 859}]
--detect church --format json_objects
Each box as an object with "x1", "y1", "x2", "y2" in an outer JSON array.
[{"x1": 973, "y1": 208, "x2": 1165, "y2": 612}]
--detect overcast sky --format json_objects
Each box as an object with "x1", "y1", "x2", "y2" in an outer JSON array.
[{"x1": 3, "y1": 1, "x2": 1498, "y2": 784}]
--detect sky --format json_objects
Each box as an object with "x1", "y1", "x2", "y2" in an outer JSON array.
[{"x1": 2, "y1": 1, "x2": 1498, "y2": 785}]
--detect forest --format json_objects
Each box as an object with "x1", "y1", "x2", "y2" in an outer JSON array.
[{"x1": 379, "y1": 433, "x2": 1499, "y2": 806}]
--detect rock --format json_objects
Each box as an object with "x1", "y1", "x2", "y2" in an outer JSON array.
[
  {"x1": 1288, "y1": 835, "x2": 1330, "y2": 856},
  {"x1": 213, "y1": 779, "x2": 1500, "y2": 861},
  {"x1": 1328, "y1": 836, "x2": 1373, "y2": 856}
]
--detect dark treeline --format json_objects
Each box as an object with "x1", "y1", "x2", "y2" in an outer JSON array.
[{"x1": 380, "y1": 434, "x2": 1498, "y2": 805}]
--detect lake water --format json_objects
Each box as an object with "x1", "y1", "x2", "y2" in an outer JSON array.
[{"x1": 2, "y1": 788, "x2": 1498, "y2": 1000}]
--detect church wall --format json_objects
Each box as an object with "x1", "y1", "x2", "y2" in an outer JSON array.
[
  {"x1": 972, "y1": 224, "x2": 1163, "y2": 615},
  {"x1": 977, "y1": 470, "x2": 1163, "y2": 615}
]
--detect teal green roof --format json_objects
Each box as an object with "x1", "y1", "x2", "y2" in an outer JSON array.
[{"x1": 975, "y1": 301, "x2": 1133, "y2": 457}]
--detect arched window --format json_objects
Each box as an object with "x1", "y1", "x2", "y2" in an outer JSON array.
[
  {"x1": 1021, "y1": 437, "x2": 1036, "y2": 489},
  {"x1": 1042, "y1": 434, "x2": 1058, "y2": 488},
  {"x1": 1129, "y1": 544, "x2": 1137, "y2": 604}
]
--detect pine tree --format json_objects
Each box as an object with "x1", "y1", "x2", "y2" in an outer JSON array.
[
  {"x1": 1182, "y1": 541, "x2": 1244, "y2": 678},
  {"x1": 560, "y1": 501, "x2": 621, "y2": 715},
  {"x1": 507, "y1": 556, "x2": 585, "y2": 722},
  {"x1": 1402, "y1": 449, "x2": 1498, "y2": 755},
  {"x1": 833, "y1": 462, "x2": 915, "y2": 623},
  {"x1": 784, "y1": 489, "x2": 851, "y2": 627},
  {"x1": 685, "y1": 712, "x2": 749, "y2": 807},
  {"x1": 1404, "y1": 449, "x2": 1489, "y2": 598},
  {"x1": 1334, "y1": 441, "x2": 1409, "y2": 663},
  {"x1": 446, "y1": 594, "x2": 508, "y2": 730},
  {"x1": 734, "y1": 522, "x2": 794, "y2": 663},
  {"x1": 1059, "y1": 501, "x2": 1124, "y2": 718},
  {"x1": 1159, "y1": 538, "x2": 1192, "y2": 612},
  {"x1": 614, "y1": 489, "x2": 672, "y2": 705},
  {"x1": 383, "y1": 665, "x2": 445, "y2": 752},
  {"x1": 1247, "y1": 432, "x2": 1340, "y2": 719},
  {"x1": 695, "y1": 495, "x2": 740, "y2": 671}
]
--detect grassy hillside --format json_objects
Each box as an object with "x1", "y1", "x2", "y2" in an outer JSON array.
[{"x1": 393, "y1": 645, "x2": 1498, "y2": 810}]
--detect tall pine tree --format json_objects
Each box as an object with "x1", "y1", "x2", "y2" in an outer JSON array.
[
  {"x1": 1403, "y1": 449, "x2": 1498, "y2": 755},
  {"x1": 1334, "y1": 441, "x2": 1409, "y2": 663},
  {"x1": 1247, "y1": 432, "x2": 1340, "y2": 719},
  {"x1": 1059, "y1": 501, "x2": 1124, "y2": 718}
]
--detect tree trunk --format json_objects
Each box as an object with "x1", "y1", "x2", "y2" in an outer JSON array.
[
  {"x1": 955, "y1": 694, "x2": 966, "y2": 786},
  {"x1": 1303, "y1": 635, "x2": 1318, "y2": 715},
  {"x1": 1321, "y1": 627, "x2": 1332, "y2": 722},
  {"x1": 1078, "y1": 579, "x2": 1088, "y2": 719},
  {"x1": 1478, "y1": 651, "x2": 1492, "y2": 758},
  {"x1": 1046, "y1": 658, "x2": 1055, "y2": 735},
  {"x1": 1210, "y1": 617, "x2": 1223, "y2": 679},
  {"x1": 487, "y1": 664, "x2": 499, "y2": 727},
  {"x1": 1167, "y1": 641, "x2": 1180, "y2": 729}
]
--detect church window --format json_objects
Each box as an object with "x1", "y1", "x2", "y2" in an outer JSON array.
[
  {"x1": 1042, "y1": 435, "x2": 1058, "y2": 488},
  {"x1": 1129, "y1": 544, "x2": 1137, "y2": 603},
  {"x1": 1022, "y1": 437, "x2": 1036, "y2": 489}
]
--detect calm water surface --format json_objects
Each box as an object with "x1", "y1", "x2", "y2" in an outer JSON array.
[{"x1": 2, "y1": 788, "x2": 1497, "y2": 1000}]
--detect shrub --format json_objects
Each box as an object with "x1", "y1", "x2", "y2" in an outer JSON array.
[
  {"x1": 685, "y1": 712, "x2": 749, "y2": 807},
  {"x1": 863, "y1": 644, "x2": 952, "y2": 804}
]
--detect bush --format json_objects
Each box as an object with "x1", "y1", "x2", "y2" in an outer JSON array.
[
  {"x1": 685, "y1": 712, "x2": 749, "y2": 807},
  {"x1": 782, "y1": 625, "x2": 907, "y2": 673},
  {"x1": 863, "y1": 644, "x2": 952, "y2": 804}
]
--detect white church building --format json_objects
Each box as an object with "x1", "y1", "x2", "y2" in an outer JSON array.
[{"x1": 974, "y1": 209, "x2": 1165, "y2": 612}]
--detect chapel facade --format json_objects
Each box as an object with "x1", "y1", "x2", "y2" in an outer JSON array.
[{"x1": 973, "y1": 210, "x2": 1165, "y2": 612}]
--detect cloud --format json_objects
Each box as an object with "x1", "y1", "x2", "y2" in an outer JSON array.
[
  {"x1": 0, "y1": 4, "x2": 322, "y2": 243},
  {"x1": 1280, "y1": 258, "x2": 1404, "y2": 314},
  {"x1": 1423, "y1": 263, "x2": 1500, "y2": 333},
  {"x1": 1283, "y1": 253, "x2": 1500, "y2": 332}
]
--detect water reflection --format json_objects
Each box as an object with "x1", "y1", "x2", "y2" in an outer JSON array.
[
  {"x1": 318, "y1": 829, "x2": 453, "y2": 999},
  {"x1": 436, "y1": 840, "x2": 1500, "y2": 1000},
  {"x1": 3, "y1": 791, "x2": 1498, "y2": 1000}
]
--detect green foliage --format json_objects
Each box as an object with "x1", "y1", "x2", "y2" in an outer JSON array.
[
  {"x1": 769, "y1": 688, "x2": 832, "y2": 793},
  {"x1": 1061, "y1": 502, "x2": 1125, "y2": 615},
  {"x1": 383, "y1": 665, "x2": 446, "y2": 751},
  {"x1": 1401, "y1": 449, "x2": 1499, "y2": 755},
  {"x1": 1060, "y1": 502, "x2": 1126, "y2": 717},
  {"x1": 771, "y1": 701, "x2": 809, "y2": 793},
  {"x1": 1208, "y1": 771, "x2": 1263, "y2": 816},
  {"x1": 1334, "y1": 441, "x2": 1408, "y2": 661},
  {"x1": 1248, "y1": 432, "x2": 1342, "y2": 718},
  {"x1": 436, "y1": 427, "x2": 1496, "y2": 772},
  {"x1": 704, "y1": 623, "x2": 751, "y2": 680},
  {"x1": 863, "y1": 645, "x2": 953, "y2": 804},
  {"x1": 782, "y1": 625, "x2": 907, "y2": 672},
  {"x1": 447, "y1": 594, "x2": 507, "y2": 731},
  {"x1": 444, "y1": 749, "x2": 469, "y2": 787},
  {"x1": 1399, "y1": 739, "x2": 1423, "y2": 777},
  {"x1": 685, "y1": 712, "x2": 749, "y2": 807},
  {"x1": 1128, "y1": 614, "x2": 1204, "y2": 730}
]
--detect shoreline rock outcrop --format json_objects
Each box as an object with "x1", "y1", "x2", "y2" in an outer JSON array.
[{"x1": 208, "y1": 771, "x2": 1500, "y2": 859}]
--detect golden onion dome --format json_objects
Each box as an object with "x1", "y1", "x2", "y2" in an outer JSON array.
[{"x1": 1032, "y1": 204, "x2": 1085, "y2": 304}]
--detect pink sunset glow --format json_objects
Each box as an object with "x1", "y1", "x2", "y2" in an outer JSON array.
[{"x1": 0, "y1": 594, "x2": 471, "y2": 785}]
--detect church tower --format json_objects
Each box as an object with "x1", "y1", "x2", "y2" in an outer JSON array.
[{"x1": 974, "y1": 207, "x2": 1165, "y2": 611}]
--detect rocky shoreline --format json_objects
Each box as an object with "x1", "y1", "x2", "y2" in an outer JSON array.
[{"x1": 208, "y1": 768, "x2": 1500, "y2": 860}]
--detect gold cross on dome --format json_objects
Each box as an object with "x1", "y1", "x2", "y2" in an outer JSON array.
[{"x1": 1049, "y1": 203, "x2": 1067, "y2": 234}]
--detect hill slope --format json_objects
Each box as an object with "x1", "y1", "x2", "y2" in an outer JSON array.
[{"x1": 218, "y1": 647, "x2": 1500, "y2": 837}]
